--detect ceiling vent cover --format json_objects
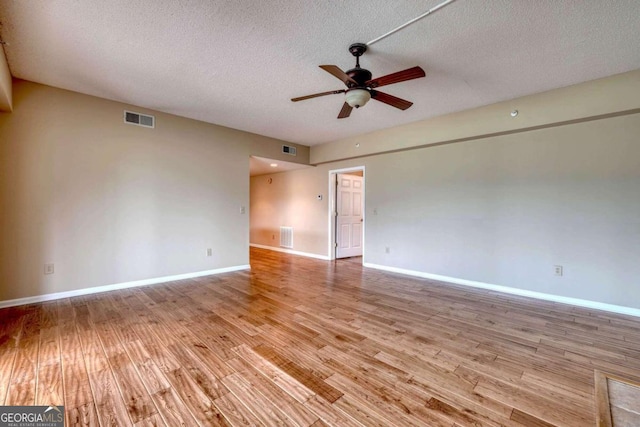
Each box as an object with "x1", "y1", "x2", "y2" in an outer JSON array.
[
  {"x1": 124, "y1": 110, "x2": 155, "y2": 128},
  {"x1": 282, "y1": 145, "x2": 297, "y2": 156}
]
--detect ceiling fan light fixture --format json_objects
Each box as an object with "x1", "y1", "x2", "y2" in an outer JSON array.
[
  {"x1": 291, "y1": 43, "x2": 425, "y2": 118},
  {"x1": 345, "y1": 89, "x2": 371, "y2": 108}
]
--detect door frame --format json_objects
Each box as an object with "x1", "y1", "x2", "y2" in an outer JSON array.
[{"x1": 327, "y1": 166, "x2": 365, "y2": 261}]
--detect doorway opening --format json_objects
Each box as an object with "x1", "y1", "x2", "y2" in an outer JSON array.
[
  {"x1": 328, "y1": 166, "x2": 365, "y2": 262},
  {"x1": 249, "y1": 155, "x2": 312, "y2": 257}
]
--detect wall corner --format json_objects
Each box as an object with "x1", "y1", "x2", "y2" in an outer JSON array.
[{"x1": 0, "y1": 45, "x2": 13, "y2": 112}]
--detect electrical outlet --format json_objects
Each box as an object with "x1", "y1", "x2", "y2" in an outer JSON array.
[
  {"x1": 44, "y1": 263, "x2": 55, "y2": 275},
  {"x1": 206, "y1": 248, "x2": 212, "y2": 257},
  {"x1": 240, "y1": 206, "x2": 246, "y2": 214},
  {"x1": 373, "y1": 208, "x2": 378, "y2": 215},
  {"x1": 554, "y1": 265, "x2": 563, "y2": 276},
  {"x1": 385, "y1": 247, "x2": 390, "y2": 254}
]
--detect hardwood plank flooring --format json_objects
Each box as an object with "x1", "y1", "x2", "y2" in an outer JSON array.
[{"x1": 1, "y1": 247, "x2": 640, "y2": 426}]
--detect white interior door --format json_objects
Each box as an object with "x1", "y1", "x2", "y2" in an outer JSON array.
[{"x1": 336, "y1": 173, "x2": 363, "y2": 258}]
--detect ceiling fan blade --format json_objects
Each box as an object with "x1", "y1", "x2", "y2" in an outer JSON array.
[
  {"x1": 366, "y1": 66, "x2": 426, "y2": 88},
  {"x1": 291, "y1": 89, "x2": 346, "y2": 102},
  {"x1": 337, "y1": 102, "x2": 353, "y2": 119},
  {"x1": 371, "y1": 91, "x2": 413, "y2": 110},
  {"x1": 320, "y1": 65, "x2": 358, "y2": 87}
]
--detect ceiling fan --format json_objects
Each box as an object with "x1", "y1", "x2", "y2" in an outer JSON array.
[{"x1": 291, "y1": 43, "x2": 426, "y2": 119}]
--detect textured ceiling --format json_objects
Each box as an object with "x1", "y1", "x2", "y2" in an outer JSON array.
[{"x1": 1, "y1": 1, "x2": 639, "y2": 146}]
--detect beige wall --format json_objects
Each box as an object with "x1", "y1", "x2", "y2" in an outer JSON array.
[
  {"x1": 250, "y1": 168, "x2": 330, "y2": 255},
  {"x1": 4, "y1": 71, "x2": 640, "y2": 310},
  {"x1": 250, "y1": 73, "x2": 640, "y2": 309},
  {"x1": 0, "y1": 80, "x2": 297, "y2": 302},
  {"x1": 362, "y1": 114, "x2": 640, "y2": 308}
]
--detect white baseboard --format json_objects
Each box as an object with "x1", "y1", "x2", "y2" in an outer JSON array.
[
  {"x1": 363, "y1": 262, "x2": 640, "y2": 318},
  {"x1": 0, "y1": 265, "x2": 250, "y2": 309},
  {"x1": 250, "y1": 243, "x2": 330, "y2": 260}
]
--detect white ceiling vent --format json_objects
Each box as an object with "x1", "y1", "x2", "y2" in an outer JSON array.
[
  {"x1": 282, "y1": 145, "x2": 297, "y2": 156},
  {"x1": 124, "y1": 110, "x2": 155, "y2": 128}
]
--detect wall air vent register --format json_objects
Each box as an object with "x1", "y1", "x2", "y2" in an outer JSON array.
[
  {"x1": 282, "y1": 145, "x2": 297, "y2": 156},
  {"x1": 124, "y1": 110, "x2": 155, "y2": 128},
  {"x1": 280, "y1": 226, "x2": 293, "y2": 248}
]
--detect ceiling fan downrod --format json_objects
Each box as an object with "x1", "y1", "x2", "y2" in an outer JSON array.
[{"x1": 349, "y1": 42, "x2": 367, "y2": 68}]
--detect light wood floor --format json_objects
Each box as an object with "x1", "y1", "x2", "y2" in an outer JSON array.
[{"x1": 1, "y1": 247, "x2": 640, "y2": 426}]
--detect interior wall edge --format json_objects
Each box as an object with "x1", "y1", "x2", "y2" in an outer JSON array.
[
  {"x1": 363, "y1": 262, "x2": 640, "y2": 319},
  {"x1": 0, "y1": 45, "x2": 12, "y2": 112}
]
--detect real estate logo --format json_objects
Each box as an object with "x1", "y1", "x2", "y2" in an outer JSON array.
[{"x1": 0, "y1": 406, "x2": 64, "y2": 427}]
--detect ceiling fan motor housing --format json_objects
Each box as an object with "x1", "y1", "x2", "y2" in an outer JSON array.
[{"x1": 346, "y1": 67, "x2": 373, "y2": 88}]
